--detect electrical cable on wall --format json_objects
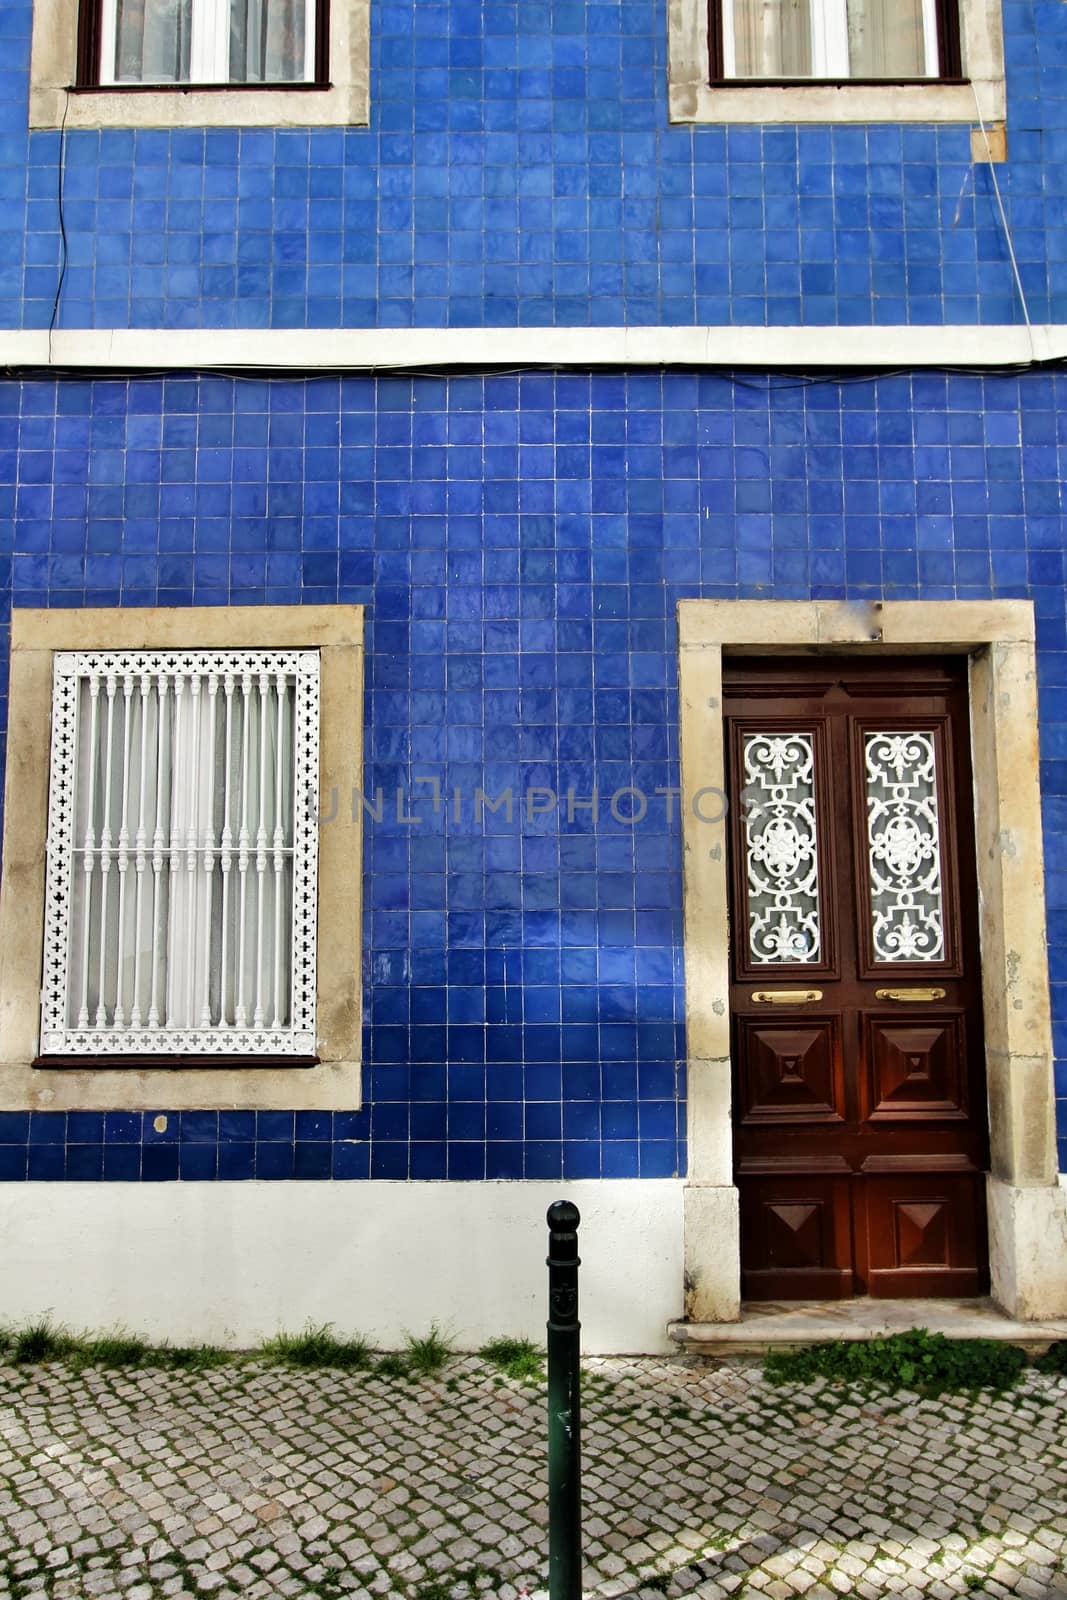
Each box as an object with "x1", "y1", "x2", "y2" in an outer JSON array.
[
  {"x1": 971, "y1": 83, "x2": 1036, "y2": 362},
  {"x1": 47, "y1": 90, "x2": 72, "y2": 363}
]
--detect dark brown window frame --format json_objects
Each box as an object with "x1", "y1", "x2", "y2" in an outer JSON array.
[
  {"x1": 75, "y1": 0, "x2": 331, "y2": 90},
  {"x1": 707, "y1": 0, "x2": 963, "y2": 85}
]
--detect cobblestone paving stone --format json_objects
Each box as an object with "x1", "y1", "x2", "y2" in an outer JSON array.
[{"x1": 0, "y1": 1356, "x2": 1065, "y2": 1600}]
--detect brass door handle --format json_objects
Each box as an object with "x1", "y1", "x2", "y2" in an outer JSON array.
[
  {"x1": 751, "y1": 989, "x2": 823, "y2": 1004},
  {"x1": 874, "y1": 987, "x2": 946, "y2": 1002}
]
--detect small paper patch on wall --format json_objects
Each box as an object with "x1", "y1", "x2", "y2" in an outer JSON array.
[{"x1": 972, "y1": 123, "x2": 1008, "y2": 163}]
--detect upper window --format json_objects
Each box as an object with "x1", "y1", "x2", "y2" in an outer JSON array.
[
  {"x1": 0, "y1": 606, "x2": 364, "y2": 1113},
  {"x1": 712, "y1": 0, "x2": 959, "y2": 83},
  {"x1": 29, "y1": 0, "x2": 367, "y2": 127},
  {"x1": 667, "y1": 0, "x2": 1004, "y2": 122},
  {"x1": 80, "y1": 0, "x2": 325, "y2": 88}
]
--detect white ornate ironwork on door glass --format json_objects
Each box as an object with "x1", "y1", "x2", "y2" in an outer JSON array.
[
  {"x1": 864, "y1": 730, "x2": 945, "y2": 963},
  {"x1": 40, "y1": 650, "x2": 320, "y2": 1057},
  {"x1": 742, "y1": 732, "x2": 822, "y2": 964}
]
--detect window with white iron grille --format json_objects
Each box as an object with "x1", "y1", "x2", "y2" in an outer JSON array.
[{"x1": 39, "y1": 649, "x2": 320, "y2": 1060}]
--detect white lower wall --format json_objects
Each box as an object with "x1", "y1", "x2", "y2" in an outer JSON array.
[{"x1": 0, "y1": 1180, "x2": 685, "y2": 1354}]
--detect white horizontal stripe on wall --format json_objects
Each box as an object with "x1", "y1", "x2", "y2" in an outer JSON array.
[
  {"x1": 2, "y1": 325, "x2": 1066, "y2": 370},
  {"x1": 0, "y1": 1179, "x2": 685, "y2": 1353}
]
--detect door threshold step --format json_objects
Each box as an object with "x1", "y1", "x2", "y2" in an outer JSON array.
[{"x1": 669, "y1": 1297, "x2": 1067, "y2": 1356}]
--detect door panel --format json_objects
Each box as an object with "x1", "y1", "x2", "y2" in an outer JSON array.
[
  {"x1": 863, "y1": 1012, "x2": 969, "y2": 1121},
  {"x1": 863, "y1": 1173, "x2": 986, "y2": 1297},
  {"x1": 736, "y1": 1016, "x2": 845, "y2": 1124},
  {"x1": 739, "y1": 1175, "x2": 854, "y2": 1300},
  {"x1": 726, "y1": 657, "x2": 989, "y2": 1301}
]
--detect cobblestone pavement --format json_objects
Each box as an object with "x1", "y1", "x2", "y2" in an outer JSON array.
[{"x1": 1, "y1": 1354, "x2": 1065, "y2": 1600}]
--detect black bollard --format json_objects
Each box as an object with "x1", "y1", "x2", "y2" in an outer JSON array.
[{"x1": 546, "y1": 1201, "x2": 582, "y2": 1600}]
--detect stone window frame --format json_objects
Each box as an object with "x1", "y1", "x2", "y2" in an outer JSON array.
[
  {"x1": 678, "y1": 599, "x2": 1067, "y2": 1323},
  {"x1": 667, "y1": 0, "x2": 1005, "y2": 123},
  {"x1": 29, "y1": 0, "x2": 369, "y2": 127},
  {"x1": 0, "y1": 605, "x2": 365, "y2": 1111}
]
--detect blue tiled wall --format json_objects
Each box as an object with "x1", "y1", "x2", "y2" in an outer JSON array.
[
  {"x1": 2, "y1": 1, "x2": 1067, "y2": 327},
  {"x1": 0, "y1": 367, "x2": 1064, "y2": 1180}
]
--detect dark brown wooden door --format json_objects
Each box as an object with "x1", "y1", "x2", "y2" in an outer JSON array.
[{"x1": 725, "y1": 656, "x2": 989, "y2": 1300}]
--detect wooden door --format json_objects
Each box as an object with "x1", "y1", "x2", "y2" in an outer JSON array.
[{"x1": 725, "y1": 656, "x2": 989, "y2": 1300}]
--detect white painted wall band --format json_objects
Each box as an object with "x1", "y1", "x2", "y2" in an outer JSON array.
[
  {"x1": 4, "y1": 325, "x2": 1065, "y2": 372},
  {"x1": 0, "y1": 1179, "x2": 685, "y2": 1353}
]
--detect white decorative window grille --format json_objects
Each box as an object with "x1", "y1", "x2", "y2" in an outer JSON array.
[
  {"x1": 864, "y1": 730, "x2": 945, "y2": 963},
  {"x1": 742, "y1": 732, "x2": 822, "y2": 964},
  {"x1": 40, "y1": 650, "x2": 320, "y2": 1058}
]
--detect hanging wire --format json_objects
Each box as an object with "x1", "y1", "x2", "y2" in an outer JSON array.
[
  {"x1": 970, "y1": 82, "x2": 1037, "y2": 362},
  {"x1": 47, "y1": 89, "x2": 72, "y2": 363}
]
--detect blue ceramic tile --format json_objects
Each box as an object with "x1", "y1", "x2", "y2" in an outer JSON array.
[
  {"x1": 0, "y1": 1146, "x2": 27, "y2": 1180},
  {"x1": 180, "y1": 1145, "x2": 219, "y2": 1180},
  {"x1": 28, "y1": 1146, "x2": 66, "y2": 1180},
  {"x1": 142, "y1": 1145, "x2": 181, "y2": 1181},
  {"x1": 102, "y1": 1146, "x2": 142, "y2": 1181}
]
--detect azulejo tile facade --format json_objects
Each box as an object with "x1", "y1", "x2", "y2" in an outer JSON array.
[
  {"x1": 0, "y1": 0, "x2": 1066, "y2": 329},
  {"x1": 0, "y1": 369, "x2": 1064, "y2": 1185},
  {"x1": 1, "y1": 0, "x2": 1066, "y2": 1345}
]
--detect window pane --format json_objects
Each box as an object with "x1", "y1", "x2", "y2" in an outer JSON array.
[
  {"x1": 742, "y1": 732, "x2": 822, "y2": 964},
  {"x1": 113, "y1": 0, "x2": 192, "y2": 83},
  {"x1": 41, "y1": 650, "x2": 319, "y2": 1057},
  {"x1": 723, "y1": 0, "x2": 938, "y2": 78},
  {"x1": 730, "y1": 0, "x2": 813, "y2": 77},
  {"x1": 847, "y1": 0, "x2": 931, "y2": 75},
  {"x1": 230, "y1": 0, "x2": 310, "y2": 82},
  {"x1": 864, "y1": 731, "x2": 946, "y2": 962}
]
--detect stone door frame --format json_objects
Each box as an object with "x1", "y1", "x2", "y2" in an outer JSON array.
[{"x1": 678, "y1": 599, "x2": 1067, "y2": 1321}]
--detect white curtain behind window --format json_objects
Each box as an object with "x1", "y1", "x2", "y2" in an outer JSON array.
[
  {"x1": 230, "y1": 0, "x2": 307, "y2": 82},
  {"x1": 726, "y1": 0, "x2": 933, "y2": 78},
  {"x1": 731, "y1": 0, "x2": 812, "y2": 77},
  {"x1": 847, "y1": 0, "x2": 927, "y2": 76},
  {"x1": 113, "y1": 0, "x2": 192, "y2": 83},
  {"x1": 109, "y1": 0, "x2": 308, "y2": 84}
]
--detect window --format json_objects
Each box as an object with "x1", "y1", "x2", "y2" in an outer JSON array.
[
  {"x1": 41, "y1": 649, "x2": 320, "y2": 1060},
  {"x1": 80, "y1": 0, "x2": 325, "y2": 88},
  {"x1": 29, "y1": 0, "x2": 367, "y2": 128},
  {"x1": 667, "y1": 0, "x2": 1004, "y2": 123},
  {"x1": 0, "y1": 607, "x2": 364, "y2": 1112},
  {"x1": 712, "y1": 0, "x2": 958, "y2": 82}
]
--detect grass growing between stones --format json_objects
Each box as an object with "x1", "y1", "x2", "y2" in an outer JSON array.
[
  {"x1": 0, "y1": 1317, "x2": 235, "y2": 1374},
  {"x1": 479, "y1": 1335, "x2": 545, "y2": 1381},
  {"x1": 404, "y1": 1323, "x2": 453, "y2": 1375},
  {"x1": 764, "y1": 1327, "x2": 1028, "y2": 1396},
  {"x1": 12, "y1": 1318, "x2": 81, "y2": 1364},
  {"x1": 1035, "y1": 1340, "x2": 1067, "y2": 1376},
  {"x1": 259, "y1": 1322, "x2": 374, "y2": 1370},
  {"x1": 0, "y1": 1315, "x2": 463, "y2": 1377}
]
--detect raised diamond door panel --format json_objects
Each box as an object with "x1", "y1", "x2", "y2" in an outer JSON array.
[
  {"x1": 864, "y1": 1014, "x2": 968, "y2": 1121},
  {"x1": 736, "y1": 1017, "x2": 845, "y2": 1124},
  {"x1": 739, "y1": 1176, "x2": 854, "y2": 1300},
  {"x1": 863, "y1": 1174, "x2": 986, "y2": 1297}
]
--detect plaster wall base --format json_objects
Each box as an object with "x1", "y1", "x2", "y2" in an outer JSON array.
[
  {"x1": 0, "y1": 1179, "x2": 684, "y2": 1354},
  {"x1": 987, "y1": 1174, "x2": 1067, "y2": 1319},
  {"x1": 683, "y1": 1183, "x2": 741, "y2": 1322}
]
